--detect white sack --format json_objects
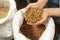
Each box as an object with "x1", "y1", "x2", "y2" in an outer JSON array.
[
  {"x1": 0, "y1": 0, "x2": 17, "y2": 40},
  {"x1": 13, "y1": 8, "x2": 55, "y2": 40}
]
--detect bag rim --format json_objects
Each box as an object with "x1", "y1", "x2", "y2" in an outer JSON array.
[{"x1": 0, "y1": 0, "x2": 16, "y2": 24}]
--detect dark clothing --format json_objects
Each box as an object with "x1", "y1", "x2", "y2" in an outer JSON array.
[
  {"x1": 47, "y1": 0, "x2": 59, "y2": 8},
  {"x1": 46, "y1": 0, "x2": 59, "y2": 40},
  {"x1": 15, "y1": 0, "x2": 59, "y2": 9}
]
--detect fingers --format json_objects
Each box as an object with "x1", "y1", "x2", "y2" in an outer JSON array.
[
  {"x1": 27, "y1": 17, "x2": 47, "y2": 25},
  {"x1": 26, "y1": 17, "x2": 46, "y2": 25},
  {"x1": 23, "y1": 3, "x2": 48, "y2": 25},
  {"x1": 23, "y1": 3, "x2": 32, "y2": 14},
  {"x1": 36, "y1": 17, "x2": 47, "y2": 25},
  {"x1": 23, "y1": 3, "x2": 32, "y2": 19},
  {"x1": 35, "y1": 11, "x2": 48, "y2": 25},
  {"x1": 27, "y1": 22, "x2": 35, "y2": 25}
]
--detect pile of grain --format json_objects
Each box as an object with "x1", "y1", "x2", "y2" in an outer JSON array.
[
  {"x1": 0, "y1": 7, "x2": 9, "y2": 19},
  {"x1": 24, "y1": 8, "x2": 43, "y2": 23},
  {"x1": 20, "y1": 20, "x2": 45, "y2": 40},
  {"x1": 20, "y1": 8, "x2": 46, "y2": 40}
]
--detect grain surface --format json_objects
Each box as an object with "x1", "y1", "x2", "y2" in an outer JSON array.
[{"x1": 0, "y1": 7, "x2": 9, "y2": 19}]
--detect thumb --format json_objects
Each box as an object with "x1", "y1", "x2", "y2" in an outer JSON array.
[
  {"x1": 23, "y1": 4, "x2": 31, "y2": 14},
  {"x1": 36, "y1": 18, "x2": 47, "y2": 25}
]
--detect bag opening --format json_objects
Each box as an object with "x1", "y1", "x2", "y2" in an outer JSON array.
[{"x1": 0, "y1": 0, "x2": 10, "y2": 19}]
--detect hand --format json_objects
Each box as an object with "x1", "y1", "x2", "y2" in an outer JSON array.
[
  {"x1": 36, "y1": 9, "x2": 48, "y2": 25},
  {"x1": 23, "y1": 2, "x2": 42, "y2": 25},
  {"x1": 27, "y1": 9, "x2": 49, "y2": 25},
  {"x1": 23, "y1": 2, "x2": 48, "y2": 25},
  {"x1": 23, "y1": 0, "x2": 48, "y2": 14},
  {"x1": 23, "y1": 2, "x2": 42, "y2": 14}
]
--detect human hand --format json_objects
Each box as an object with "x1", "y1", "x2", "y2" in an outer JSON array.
[
  {"x1": 23, "y1": 1, "x2": 49, "y2": 25},
  {"x1": 23, "y1": 0, "x2": 48, "y2": 14},
  {"x1": 36, "y1": 9, "x2": 48, "y2": 25},
  {"x1": 27, "y1": 8, "x2": 49, "y2": 25},
  {"x1": 23, "y1": 2, "x2": 43, "y2": 14}
]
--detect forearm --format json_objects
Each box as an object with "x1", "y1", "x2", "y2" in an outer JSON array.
[
  {"x1": 37, "y1": 0, "x2": 48, "y2": 9},
  {"x1": 44, "y1": 8, "x2": 60, "y2": 17}
]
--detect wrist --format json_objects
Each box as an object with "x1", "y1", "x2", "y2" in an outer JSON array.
[
  {"x1": 36, "y1": 1, "x2": 43, "y2": 9},
  {"x1": 43, "y1": 8, "x2": 53, "y2": 17},
  {"x1": 37, "y1": 0, "x2": 48, "y2": 9}
]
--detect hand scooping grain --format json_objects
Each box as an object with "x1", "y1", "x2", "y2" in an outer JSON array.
[{"x1": 20, "y1": 8, "x2": 46, "y2": 40}]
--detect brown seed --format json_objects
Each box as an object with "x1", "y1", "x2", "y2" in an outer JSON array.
[
  {"x1": 20, "y1": 20, "x2": 46, "y2": 40},
  {"x1": 20, "y1": 8, "x2": 46, "y2": 40},
  {"x1": 24, "y1": 8, "x2": 43, "y2": 23}
]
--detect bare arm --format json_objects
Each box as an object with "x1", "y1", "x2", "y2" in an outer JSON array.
[
  {"x1": 37, "y1": 0, "x2": 48, "y2": 9},
  {"x1": 35, "y1": 8, "x2": 60, "y2": 25},
  {"x1": 44, "y1": 8, "x2": 60, "y2": 17},
  {"x1": 23, "y1": 0, "x2": 48, "y2": 14},
  {"x1": 23, "y1": 0, "x2": 49, "y2": 25}
]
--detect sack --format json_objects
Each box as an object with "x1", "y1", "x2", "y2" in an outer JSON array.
[
  {"x1": 13, "y1": 8, "x2": 55, "y2": 40},
  {"x1": 0, "y1": 0, "x2": 17, "y2": 40}
]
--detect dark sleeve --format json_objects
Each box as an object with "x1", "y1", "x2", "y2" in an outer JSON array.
[
  {"x1": 46, "y1": 0, "x2": 59, "y2": 8},
  {"x1": 15, "y1": 0, "x2": 27, "y2": 10}
]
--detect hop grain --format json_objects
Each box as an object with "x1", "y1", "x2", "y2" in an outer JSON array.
[
  {"x1": 24, "y1": 8, "x2": 43, "y2": 23},
  {"x1": 0, "y1": 7, "x2": 9, "y2": 19},
  {"x1": 20, "y1": 8, "x2": 46, "y2": 40},
  {"x1": 20, "y1": 20, "x2": 46, "y2": 40}
]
